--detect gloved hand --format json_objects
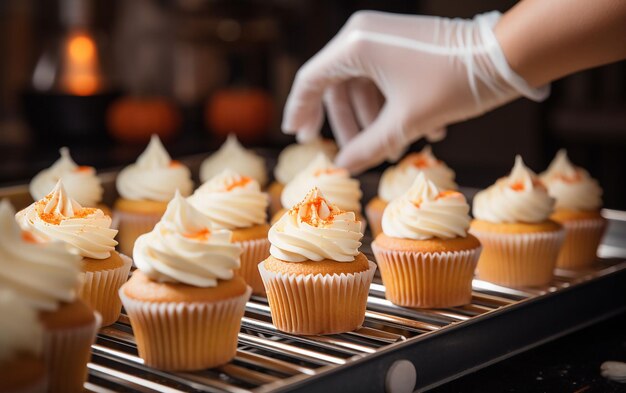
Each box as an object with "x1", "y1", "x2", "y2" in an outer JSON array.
[{"x1": 282, "y1": 11, "x2": 550, "y2": 173}]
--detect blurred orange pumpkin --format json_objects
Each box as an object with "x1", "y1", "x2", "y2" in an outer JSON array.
[
  {"x1": 107, "y1": 97, "x2": 181, "y2": 144},
  {"x1": 206, "y1": 88, "x2": 274, "y2": 143}
]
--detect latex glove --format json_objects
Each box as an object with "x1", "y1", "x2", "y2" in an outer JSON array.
[{"x1": 282, "y1": 11, "x2": 549, "y2": 173}]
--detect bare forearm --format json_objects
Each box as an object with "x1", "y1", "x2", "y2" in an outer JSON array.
[{"x1": 495, "y1": 0, "x2": 626, "y2": 87}]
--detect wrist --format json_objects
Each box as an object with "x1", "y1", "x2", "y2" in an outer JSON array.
[{"x1": 477, "y1": 11, "x2": 550, "y2": 102}]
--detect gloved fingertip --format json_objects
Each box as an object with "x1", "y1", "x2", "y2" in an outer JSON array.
[
  {"x1": 425, "y1": 127, "x2": 447, "y2": 143},
  {"x1": 335, "y1": 150, "x2": 362, "y2": 175},
  {"x1": 295, "y1": 131, "x2": 317, "y2": 144}
]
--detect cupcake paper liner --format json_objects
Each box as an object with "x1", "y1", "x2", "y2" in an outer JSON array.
[
  {"x1": 236, "y1": 238, "x2": 271, "y2": 295},
  {"x1": 258, "y1": 261, "x2": 377, "y2": 335},
  {"x1": 470, "y1": 229, "x2": 565, "y2": 288},
  {"x1": 43, "y1": 312, "x2": 101, "y2": 393},
  {"x1": 371, "y1": 244, "x2": 482, "y2": 308},
  {"x1": 119, "y1": 286, "x2": 251, "y2": 371},
  {"x1": 365, "y1": 202, "x2": 384, "y2": 239},
  {"x1": 113, "y1": 210, "x2": 163, "y2": 256},
  {"x1": 556, "y1": 218, "x2": 607, "y2": 269},
  {"x1": 78, "y1": 254, "x2": 133, "y2": 326}
]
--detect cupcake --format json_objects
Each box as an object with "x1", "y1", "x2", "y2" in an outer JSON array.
[
  {"x1": 372, "y1": 173, "x2": 481, "y2": 308},
  {"x1": 119, "y1": 191, "x2": 250, "y2": 371},
  {"x1": 259, "y1": 188, "x2": 376, "y2": 335},
  {"x1": 277, "y1": 153, "x2": 363, "y2": 224},
  {"x1": 268, "y1": 138, "x2": 337, "y2": 215},
  {"x1": 189, "y1": 169, "x2": 270, "y2": 295},
  {"x1": 0, "y1": 290, "x2": 47, "y2": 393},
  {"x1": 470, "y1": 156, "x2": 564, "y2": 287},
  {"x1": 30, "y1": 147, "x2": 109, "y2": 215},
  {"x1": 114, "y1": 134, "x2": 193, "y2": 255},
  {"x1": 17, "y1": 181, "x2": 130, "y2": 326},
  {"x1": 200, "y1": 134, "x2": 267, "y2": 186},
  {"x1": 0, "y1": 199, "x2": 98, "y2": 393},
  {"x1": 540, "y1": 150, "x2": 606, "y2": 269},
  {"x1": 366, "y1": 146, "x2": 457, "y2": 238}
]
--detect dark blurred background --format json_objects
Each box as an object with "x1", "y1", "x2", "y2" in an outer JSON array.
[{"x1": 0, "y1": 0, "x2": 624, "y2": 208}]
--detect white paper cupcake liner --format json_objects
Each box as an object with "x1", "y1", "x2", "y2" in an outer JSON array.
[
  {"x1": 113, "y1": 209, "x2": 163, "y2": 256},
  {"x1": 236, "y1": 238, "x2": 271, "y2": 295},
  {"x1": 371, "y1": 244, "x2": 481, "y2": 308},
  {"x1": 258, "y1": 261, "x2": 377, "y2": 335},
  {"x1": 119, "y1": 286, "x2": 251, "y2": 371},
  {"x1": 556, "y1": 217, "x2": 607, "y2": 269},
  {"x1": 78, "y1": 254, "x2": 133, "y2": 326},
  {"x1": 470, "y1": 228, "x2": 565, "y2": 288},
  {"x1": 42, "y1": 312, "x2": 101, "y2": 393}
]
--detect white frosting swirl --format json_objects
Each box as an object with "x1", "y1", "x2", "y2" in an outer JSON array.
[
  {"x1": 30, "y1": 147, "x2": 104, "y2": 207},
  {"x1": 540, "y1": 149, "x2": 602, "y2": 211},
  {"x1": 269, "y1": 188, "x2": 362, "y2": 262},
  {"x1": 0, "y1": 199, "x2": 81, "y2": 311},
  {"x1": 281, "y1": 153, "x2": 362, "y2": 213},
  {"x1": 189, "y1": 169, "x2": 268, "y2": 230},
  {"x1": 382, "y1": 173, "x2": 471, "y2": 240},
  {"x1": 379, "y1": 146, "x2": 457, "y2": 202},
  {"x1": 473, "y1": 156, "x2": 555, "y2": 223},
  {"x1": 117, "y1": 135, "x2": 193, "y2": 201},
  {"x1": 200, "y1": 134, "x2": 268, "y2": 186},
  {"x1": 133, "y1": 191, "x2": 242, "y2": 287},
  {"x1": 16, "y1": 181, "x2": 118, "y2": 259},
  {"x1": 274, "y1": 138, "x2": 338, "y2": 184},
  {"x1": 0, "y1": 290, "x2": 43, "y2": 362}
]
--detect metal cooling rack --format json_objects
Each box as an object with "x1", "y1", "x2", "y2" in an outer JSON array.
[{"x1": 86, "y1": 224, "x2": 626, "y2": 393}]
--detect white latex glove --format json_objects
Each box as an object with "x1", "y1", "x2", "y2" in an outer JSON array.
[{"x1": 282, "y1": 11, "x2": 550, "y2": 173}]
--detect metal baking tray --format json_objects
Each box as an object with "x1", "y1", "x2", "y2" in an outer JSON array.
[{"x1": 2, "y1": 157, "x2": 625, "y2": 393}]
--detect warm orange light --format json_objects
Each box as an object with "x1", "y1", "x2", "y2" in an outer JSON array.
[
  {"x1": 61, "y1": 31, "x2": 101, "y2": 96},
  {"x1": 69, "y1": 35, "x2": 96, "y2": 63}
]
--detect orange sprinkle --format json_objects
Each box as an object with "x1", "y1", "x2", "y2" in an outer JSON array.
[
  {"x1": 183, "y1": 228, "x2": 211, "y2": 241},
  {"x1": 21, "y1": 231, "x2": 38, "y2": 243},
  {"x1": 510, "y1": 179, "x2": 545, "y2": 191},
  {"x1": 291, "y1": 196, "x2": 339, "y2": 226},
  {"x1": 557, "y1": 171, "x2": 582, "y2": 184},
  {"x1": 75, "y1": 166, "x2": 92, "y2": 173},
  {"x1": 510, "y1": 181, "x2": 525, "y2": 191},
  {"x1": 313, "y1": 168, "x2": 343, "y2": 177},
  {"x1": 225, "y1": 176, "x2": 252, "y2": 191},
  {"x1": 169, "y1": 160, "x2": 181, "y2": 168},
  {"x1": 74, "y1": 207, "x2": 97, "y2": 218},
  {"x1": 436, "y1": 190, "x2": 460, "y2": 199},
  {"x1": 403, "y1": 153, "x2": 434, "y2": 168},
  {"x1": 39, "y1": 212, "x2": 62, "y2": 225}
]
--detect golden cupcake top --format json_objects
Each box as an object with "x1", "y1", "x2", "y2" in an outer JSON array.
[
  {"x1": 188, "y1": 169, "x2": 269, "y2": 230},
  {"x1": 0, "y1": 199, "x2": 81, "y2": 311},
  {"x1": 269, "y1": 188, "x2": 362, "y2": 262},
  {"x1": 473, "y1": 155, "x2": 555, "y2": 224},
  {"x1": 200, "y1": 134, "x2": 268, "y2": 186},
  {"x1": 382, "y1": 173, "x2": 471, "y2": 240},
  {"x1": 281, "y1": 153, "x2": 362, "y2": 213},
  {"x1": 17, "y1": 180, "x2": 118, "y2": 259},
  {"x1": 378, "y1": 145, "x2": 457, "y2": 202},
  {"x1": 133, "y1": 191, "x2": 242, "y2": 287},
  {"x1": 116, "y1": 134, "x2": 193, "y2": 202},
  {"x1": 540, "y1": 149, "x2": 602, "y2": 211},
  {"x1": 0, "y1": 290, "x2": 44, "y2": 362},
  {"x1": 274, "y1": 138, "x2": 338, "y2": 184},
  {"x1": 30, "y1": 147, "x2": 103, "y2": 207}
]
